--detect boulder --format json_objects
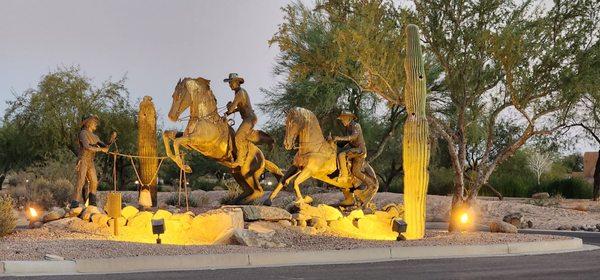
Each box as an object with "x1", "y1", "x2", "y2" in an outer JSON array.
[
  {"x1": 67, "y1": 206, "x2": 83, "y2": 217},
  {"x1": 502, "y1": 212, "x2": 523, "y2": 228},
  {"x1": 153, "y1": 209, "x2": 173, "y2": 220},
  {"x1": 236, "y1": 205, "x2": 292, "y2": 221},
  {"x1": 278, "y1": 220, "x2": 292, "y2": 227},
  {"x1": 308, "y1": 217, "x2": 328, "y2": 232},
  {"x1": 247, "y1": 222, "x2": 276, "y2": 235},
  {"x1": 80, "y1": 206, "x2": 103, "y2": 222},
  {"x1": 233, "y1": 228, "x2": 283, "y2": 247},
  {"x1": 121, "y1": 206, "x2": 139, "y2": 220},
  {"x1": 489, "y1": 221, "x2": 518, "y2": 234},
  {"x1": 190, "y1": 208, "x2": 244, "y2": 244},
  {"x1": 531, "y1": 192, "x2": 550, "y2": 200},
  {"x1": 298, "y1": 204, "x2": 343, "y2": 221},
  {"x1": 43, "y1": 208, "x2": 66, "y2": 223},
  {"x1": 108, "y1": 217, "x2": 126, "y2": 228},
  {"x1": 127, "y1": 211, "x2": 154, "y2": 229}
]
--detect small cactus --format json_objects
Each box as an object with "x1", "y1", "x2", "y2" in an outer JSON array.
[
  {"x1": 402, "y1": 24, "x2": 431, "y2": 240},
  {"x1": 138, "y1": 96, "x2": 158, "y2": 207}
]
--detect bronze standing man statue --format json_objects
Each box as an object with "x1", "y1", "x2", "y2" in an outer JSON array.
[
  {"x1": 224, "y1": 73, "x2": 258, "y2": 167},
  {"x1": 70, "y1": 115, "x2": 116, "y2": 208},
  {"x1": 332, "y1": 111, "x2": 375, "y2": 191}
]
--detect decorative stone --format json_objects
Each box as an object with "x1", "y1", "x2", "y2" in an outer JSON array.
[
  {"x1": 531, "y1": 192, "x2": 550, "y2": 200},
  {"x1": 278, "y1": 220, "x2": 292, "y2": 227},
  {"x1": 233, "y1": 228, "x2": 283, "y2": 247},
  {"x1": 298, "y1": 204, "x2": 343, "y2": 221},
  {"x1": 190, "y1": 208, "x2": 244, "y2": 244},
  {"x1": 68, "y1": 207, "x2": 83, "y2": 217},
  {"x1": 127, "y1": 211, "x2": 153, "y2": 228},
  {"x1": 108, "y1": 217, "x2": 126, "y2": 228},
  {"x1": 43, "y1": 208, "x2": 66, "y2": 223},
  {"x1": 489, "y1": 221, "x2": 518, "y2": 234},
  {"x1": 247, "y1": 222, "x2": 276, "y2": 235},
  {"x1": 347, "y1": 209, "x2": 365, "y2": 220},
  {"x1": 121, "y1": 206, "x2": 139, "y2": 220},
  {"x1": 308, "y1": 217, "x2": 327, "y2": 231},
  {"x1": 237, "y1": 206, "x2": 292, "y2": 221},
  {"x1": 502, "y1": 212, "x2": 523, "y2": 228},
  {"x1": 153, "y1": 209, "x2": 173, "y2": 220},
  {"x1": 80, "y1": 206, "x2": 103, "y2": 222}
]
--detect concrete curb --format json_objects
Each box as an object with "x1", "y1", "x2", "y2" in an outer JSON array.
[{"x1": 0, "y1": 238, "x2": 587, "y2": 276}]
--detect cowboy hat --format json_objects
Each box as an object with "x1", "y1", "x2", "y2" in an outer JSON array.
[
  {"x1": 337, "y1": 110, "x2": 357, "y2": 120},
  {"x1": 81, "y1": 114, "x2": 100, "y2": 127},
  {"x1": 223, "y1": 73, "x2": 245, "y2": 84}
]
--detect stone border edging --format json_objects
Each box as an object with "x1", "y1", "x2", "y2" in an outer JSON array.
[{"x1": 0, "y1": 238, "x2": 586, "y2": 276}]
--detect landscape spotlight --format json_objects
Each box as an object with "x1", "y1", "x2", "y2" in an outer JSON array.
[
  {"x1": 152, "y1": 218, "x2": 165, "y2": 244},
  {"x1": 392, "y1": 218, "x2": 407, "y2": 240},
  {"x1": 27, "y1": 207, "x2": 39, "y2": 228}
]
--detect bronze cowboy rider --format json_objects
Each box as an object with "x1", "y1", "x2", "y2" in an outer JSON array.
[
  {"x1": 331, "y1": 111, "x2": 376, "y2": 191},
  {"x1": 224, "y1": 73, "x2": 258, "y2": 168},
  {"x1": 70, "y1": 115, "x2": 116, "y2": 208}
]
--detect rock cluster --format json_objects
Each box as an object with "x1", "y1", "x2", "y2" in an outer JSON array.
[
  {"x1": 502, "y1": 212, "x2": 533, "y2": 229},
  {"x1": 556, "y1": 224, "x2": 600, "y2": 232}
]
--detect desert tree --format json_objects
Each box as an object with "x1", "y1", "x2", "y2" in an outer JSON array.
[
  {"x1": 412, "y1": 0, "x2": 600, "y2": 229},
  {"x1": 526, "y1": 151, "x2": 552, "y2": 186}
]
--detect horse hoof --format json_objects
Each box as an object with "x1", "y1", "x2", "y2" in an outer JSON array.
[
  {"x1": 263, "y1": 199, "x2": 272, "y2": 206},
  {"x1": 183, "y1": 165, "x2": 192, "y2": 173}
]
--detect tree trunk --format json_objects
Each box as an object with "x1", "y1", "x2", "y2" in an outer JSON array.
[
  {"x1": 0, "y1": 174, "x2": 5, "y2": 190},
  {"x1": 593, "y1": 149, "x2": 600, "y2": 201},
  {"x1": 402, "y1": 24, "x2": 431, "y2": 240},
  {"x1": 448, "y1": 180, "x2": 465, "y2": 232}
]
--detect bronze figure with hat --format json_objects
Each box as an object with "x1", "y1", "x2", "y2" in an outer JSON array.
[
  {"x1": 71, "y1": 114, "x2": 117, "y2": 208},
  {"x1": 223, "y1": 73, "x2": 273, "y2": 168},
  {"x1": 331, "y1": 110, "x2": 376, "y2": 194}
]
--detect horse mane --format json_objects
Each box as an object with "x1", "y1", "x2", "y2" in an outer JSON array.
[{"x1": 291, "y1": 107, "x2": 319, "y2": 129}]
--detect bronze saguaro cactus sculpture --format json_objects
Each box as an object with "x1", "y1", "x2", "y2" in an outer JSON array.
[
  {"x1": 402, "y1": 24, "x2": 431, "y2": 239},
  {"x1": 138, "y1": 96, "x2": 158, "y2": 207}
]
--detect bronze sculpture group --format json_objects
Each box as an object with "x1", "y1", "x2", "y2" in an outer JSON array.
[
  {"x1": 71, "y1": 73, "x2": 379, "y2": 210},
  {"x1": 162, "y1": 73, "x2": 379, "y2": 208}
]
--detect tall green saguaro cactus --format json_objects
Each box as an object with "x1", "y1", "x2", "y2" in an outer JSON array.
[
  {"x1": 138, "y1": 96, "x2": 158, "y2": 207},
  {"x1": 402, "y1": 24, "x2": 431, "y2": 240}
]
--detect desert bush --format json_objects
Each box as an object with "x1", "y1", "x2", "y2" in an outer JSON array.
[
  {"x1": 165, "y1": 193, "x2": 199, "y2": 208},
  {"x1": 0, "y1": 195, "x2": 17, "y2": 237},
  {"x1": 428, "y1": 167, "x2": 454, "y2": 195},
  {"x1": 25, "y1": 150, "x2": 77, "y2": 183},
  {"x1": 221, "y1": 180, "x2": 243, "y2": 204},
  {"x1": 190, "y1": 176, "x2": 218, "y2": 191},
  {"x1": 8, "y1": 177, "x2": 72, "y2": 209},
  {"x1": 543, "y1": 178, "x2": 593, "y2": 199}
]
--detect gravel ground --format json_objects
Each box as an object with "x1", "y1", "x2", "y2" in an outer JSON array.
[
  {"x1": 0, "y1": 190, "x2": 588, "y2": 261},
  {"x1": 0, "y1": 221, "x2": 566, "y2": 261}
]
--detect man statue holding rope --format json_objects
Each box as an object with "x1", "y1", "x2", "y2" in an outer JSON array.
[{"x1": 70, "y1": 115, "x2": 116, "y2": 208}]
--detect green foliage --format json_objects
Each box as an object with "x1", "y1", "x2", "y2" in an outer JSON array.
[
  {"x1": 0, "y1": 195, "x2": 16, "y2": 237},
  {"x1": 164, "y1": 193, "x2": 202, "y2": 208},
  {"x1": 412, "y1": 0, "x2": 600, "y2": 202},
  {"x1": 543, "y1": 178, "x2": 593, "y2": 199},
  {"x1": 0, "y1": 66, "x2": 138, "y2": 189},
  {"x1": 428, "y1": 167, "x2": 454, "y2": 195}
]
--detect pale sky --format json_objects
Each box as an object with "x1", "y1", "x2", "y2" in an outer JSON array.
[{"x1": 0, "y1": 0, "x2": 295, "y2": 130}]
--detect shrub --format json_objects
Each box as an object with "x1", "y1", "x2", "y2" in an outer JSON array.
[
  {"x1": 543, "y1": 178, "x2": 593, "y2": 199},
  {"x1": 8, "y1": 177, "x2": 73, "y2": 209},
  {"x1": 165, "y1": 193, "x2": 199, "y2": 208},
  {"x1": 0, "y1": 195, "x2": 17, "y2": 237},
  {"x1": 190, "y1": 177, "x2": 218, "y2": 191},
  {"x1": 221, "y1": 180, "x2": 243, "y2": 204}
]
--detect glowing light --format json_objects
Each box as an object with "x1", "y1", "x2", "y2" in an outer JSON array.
[
  {"x1": 29, "y1": 207, "x2": 38, "y2": 218},
  {"x1": 460, "y1": 212, "x2": 469, "y2": 224},
  {"x1": 267, "y1": 181, "x2": 273, "y2": 186},
  {"x1": 135, "y1": 180, "x2": 140, "y2": 185}
]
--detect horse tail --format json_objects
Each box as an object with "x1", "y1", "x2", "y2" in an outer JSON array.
[{"x1": 264, "y1": 159, "x2": 284, "y2": 179}]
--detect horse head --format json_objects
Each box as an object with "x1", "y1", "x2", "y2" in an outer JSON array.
[
  {"x1": 284, "y1": 107, "x2": 306, "y2": 150},
  {"x1": 168, "y1": 77, "x2": 215, "y2": 122}
]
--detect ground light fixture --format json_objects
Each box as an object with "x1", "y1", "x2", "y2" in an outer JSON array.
[
  {"x1": 27, "y1": 207, "x2": 39, "y2": 228},
  {"x1": 392, "y1": 219, "x2": 408, "y2": 240},
  {"x1": 152, "y1": 218, "x2": 165, "y2": 244}
]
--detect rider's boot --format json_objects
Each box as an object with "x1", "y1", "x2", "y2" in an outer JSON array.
[{"x1": 337, "y1": 153, "x2": 349, "y2": 182}]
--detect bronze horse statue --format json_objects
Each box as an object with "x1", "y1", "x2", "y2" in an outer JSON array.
[
  {"x1": 265, "y1": 107, "x2": 379, "y2": 208},
  {"x1": 163, "y1": 77, "x2": 283, "y2": 204}
]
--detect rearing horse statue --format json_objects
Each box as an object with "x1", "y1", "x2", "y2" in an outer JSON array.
[
  {"x1": 265, "y1": 107, "x2": 379, "y2": 209},
  {"x1": 163, "y1": 77, "x2": 283, "y2": 204}
]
